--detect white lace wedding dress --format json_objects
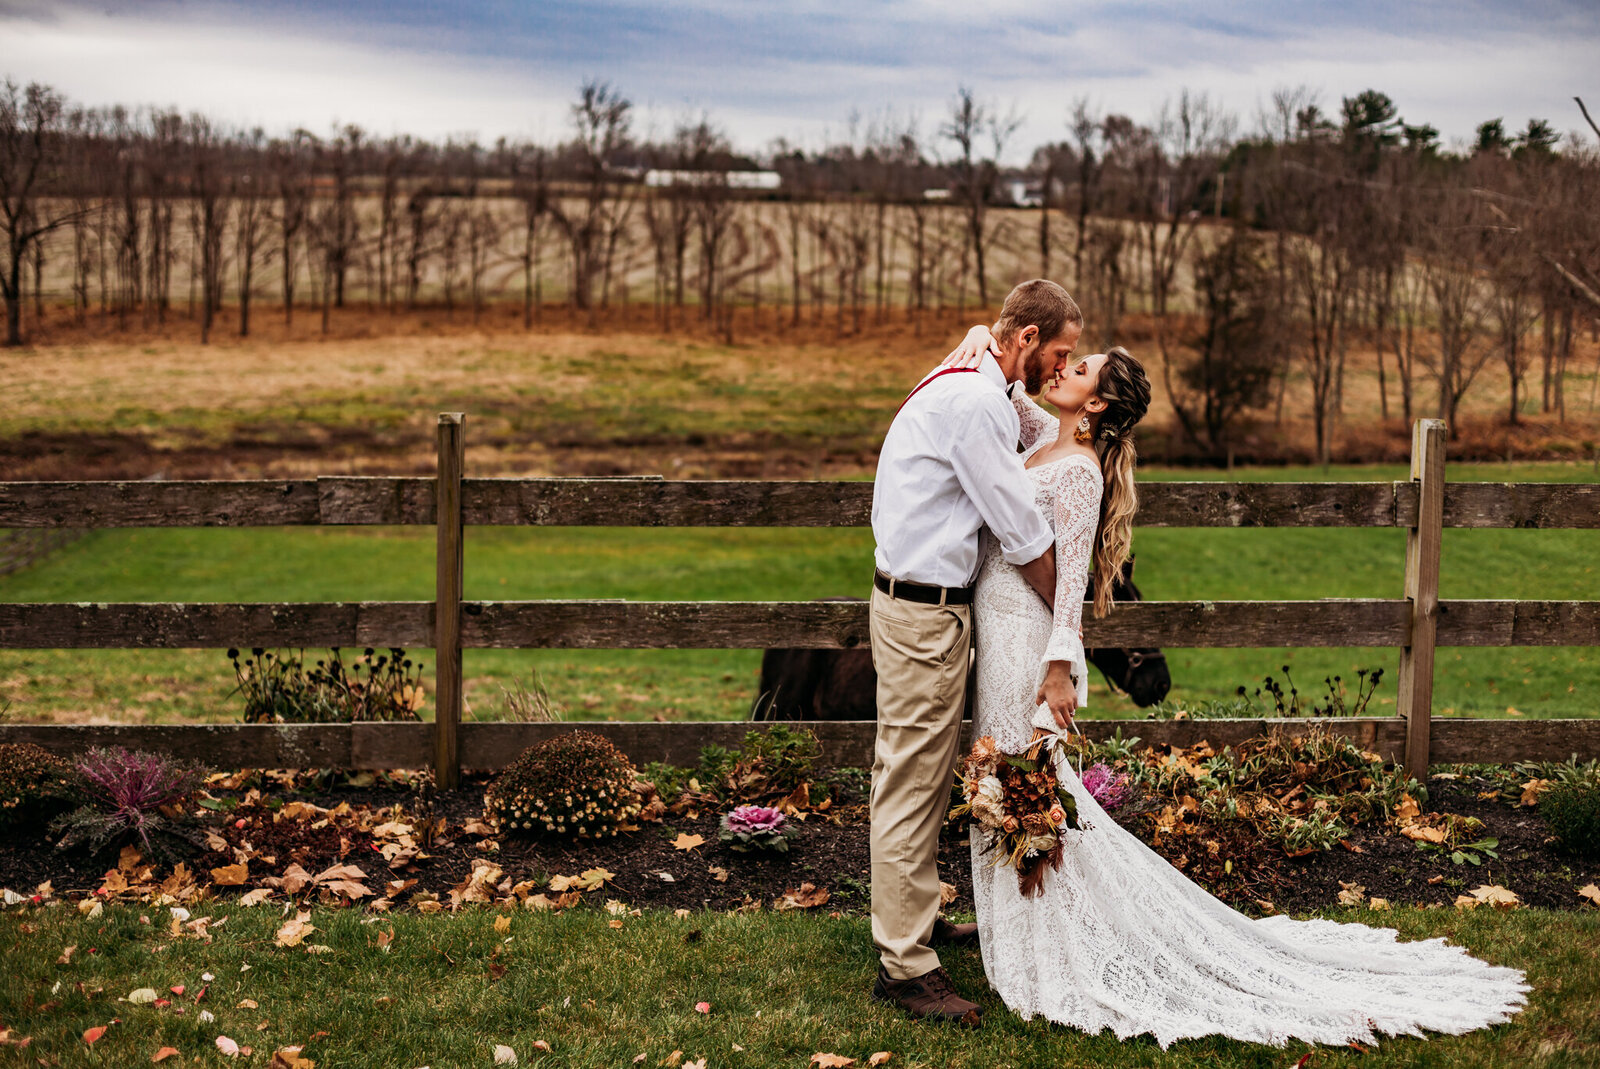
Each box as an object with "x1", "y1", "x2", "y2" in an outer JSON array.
[{"x1": 967, "y1": 392, "x2": 1531, "y2": 1049}]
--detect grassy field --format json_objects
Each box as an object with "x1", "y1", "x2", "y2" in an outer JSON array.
[
  {"x1": 2, "y1": 460, "x2": 1595, "y2": 726},
  {"x1": 1, "y1": 900, "x2": 1595, "y2": 1069}
]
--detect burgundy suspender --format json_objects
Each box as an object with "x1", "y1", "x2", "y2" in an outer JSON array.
[{"x1": 893, "y1": 366, "x2": 980, "y2": 419}]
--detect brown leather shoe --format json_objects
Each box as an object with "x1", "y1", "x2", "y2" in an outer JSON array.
[
  {"x1": 929, "y1": 917, "x2": 979, "y2": 946},
  {"x1": 871, "y1": 966, "x2": 982, "y2": 1027}
]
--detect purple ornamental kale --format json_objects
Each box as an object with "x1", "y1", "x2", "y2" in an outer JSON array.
[{"x1": 1079, "y1": 762, "x2": 1132, "y2": 811}]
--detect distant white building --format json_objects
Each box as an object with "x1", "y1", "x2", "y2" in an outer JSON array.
[
  {"x1": 644, "y1": 169, "x2": 781, "y2": 191},
  {"x1": 922, "y1": 188, "x2": 951, "y2": 201},
  {"x1": 1004, "y1": 178, "x2": 1045, "y2": 208}
]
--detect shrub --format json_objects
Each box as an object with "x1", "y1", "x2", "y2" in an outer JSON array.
[
  {"x1": 723, "y1": 724, "x2": 820, "y2": 802},
  {"x1": 0, "y1": 742, "x2": 84, "y2": 836},
  {"x1": 484, "y1": 730, "x2": 642, "y2": 839},
  {"x1": 227, "y1": 647, "x2": 425, "y2": 723},
  {"x1": 1541, "y1": 782, "x2": 1600, "y2": 860},
  {"x1": 50, "y1": 746, "x2": 208, "y2": 859},
  {"x1": 719, "y1": 804, "x2": 798, "y2": 854}
]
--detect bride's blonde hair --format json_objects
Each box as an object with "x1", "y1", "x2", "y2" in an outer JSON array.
[{"x1": 1089, "y1": 346, "x2": 1151, "y2": 618}]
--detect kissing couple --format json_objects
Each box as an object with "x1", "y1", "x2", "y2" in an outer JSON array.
[{"x1": 865, "y1": 279, "x2": 1530, "y2": 1047}]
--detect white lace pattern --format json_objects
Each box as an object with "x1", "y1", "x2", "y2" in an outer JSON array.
[{"x1": 968, "y1": 397, "x2": 1532, "y2": 1048}]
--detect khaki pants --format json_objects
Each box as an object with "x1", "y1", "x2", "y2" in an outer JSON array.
[{"x1": 868, "y1": 584, "x2": 971, "y2": 980}]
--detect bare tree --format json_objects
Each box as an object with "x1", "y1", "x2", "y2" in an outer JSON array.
[
  {"x1": 942, "y1": 87, "x2": 1019, "y2": 306},
  {"x1": 549, "y1": 80, "x2": 632, "y2": 322},
  {"x1": 188, "y1": 115, "x2": 231, "y2": 343},
  {"x1": 1030, "y1": 139, "x2": 1073, "y2": 278},
  {"x1": 1171, "y1": 226, "x2": 1281, "y2": 457},
  {"x1": 234, "y1": 128, "x2": 270, "y2": 336},
  {"x1": 1418, "y1": 188, "x2": 1493, "y2": 435},
  {"x1": 144, "y1": 109, "x2": 182, "y2": 325},
  {"x1": 376, "y1": 137, "x2": 408, "y2": 312},
  {"x1": 693, "y1": 171, "x2": 736, "y2": 336},
  {"x1": 272, "y1": 132, "x2": 311, "y2": 326},
  {"x1": 1487, "y1": 224, "x2": 1540, "y2": 424},
  {"x1": 1133, "y1": 92, "x2": 1234, "y2": 431},
  {"x1": 1068, "y1": 99, "x2": 1103, "y2": 293},
  {"x1": 513, "y1": 143, "x2": 551, "y2": 328}
]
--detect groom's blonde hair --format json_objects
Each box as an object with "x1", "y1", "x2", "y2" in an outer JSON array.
[{"x1": 992, "y1": 279, "x2": 1082, "y2": 346}]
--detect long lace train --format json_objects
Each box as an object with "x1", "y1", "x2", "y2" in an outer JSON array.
[{"x1": 969, "y1": 472, "x2": 1531, "y2": 1048}]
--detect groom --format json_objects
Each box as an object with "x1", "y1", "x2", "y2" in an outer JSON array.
[{"x1": 868, "y1": 279, "x2": 1084, "y2": 1026}]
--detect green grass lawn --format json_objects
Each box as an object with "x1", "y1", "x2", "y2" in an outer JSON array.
[
  {"x1": 2, "y1": 900, "x2": 1595, "y2": 1069},
  {"x1": 1, "y1": 461, "x2": 1596, "y2": 725}
]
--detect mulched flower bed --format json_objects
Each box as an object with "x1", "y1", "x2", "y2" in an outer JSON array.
[{"x1": 3, "y1": 762, "x2": 1595, "y2": 918}]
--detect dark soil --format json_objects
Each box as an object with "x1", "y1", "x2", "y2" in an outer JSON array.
[{"x1": 3, "y1": 769, "x2": 1595, "y2": 916}]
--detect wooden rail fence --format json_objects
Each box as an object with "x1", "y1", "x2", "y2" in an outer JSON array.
[{"x1": 2, "y1": 416, "x2": 1598, "y2": 786}]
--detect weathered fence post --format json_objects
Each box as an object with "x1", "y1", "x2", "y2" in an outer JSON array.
[
  {"x1": 1397, "y1": 418, "x2": 1445, "y2": 784},
  {"x1": 434, "y1": 413, "x2": 466, "y2": 788}
]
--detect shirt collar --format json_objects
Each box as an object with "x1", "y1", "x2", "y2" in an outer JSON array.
[{"x1": 978, "y1": 350, "x2": 1009, "y2": 392}]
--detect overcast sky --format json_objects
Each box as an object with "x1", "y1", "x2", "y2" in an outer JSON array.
[{"x1": 5, "y1": 0, "x2": 1597, "y2": 161}]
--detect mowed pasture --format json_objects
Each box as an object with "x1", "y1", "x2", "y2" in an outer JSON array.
[{"x1": 2, "y1": 328, "x2": 1598, "y2": 729}]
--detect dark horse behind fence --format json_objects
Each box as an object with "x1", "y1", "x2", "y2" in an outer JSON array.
[{"x1": 754, "y1": 557, "x2": 1170, "y2": 720}]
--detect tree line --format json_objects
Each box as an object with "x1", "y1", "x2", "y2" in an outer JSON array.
[{"x1": 3, "y1": 77, "x2": 1598, "y2": 459}]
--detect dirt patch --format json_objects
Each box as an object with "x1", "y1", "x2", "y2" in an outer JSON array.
[{"x1": 4, "y1": 768, "x2": 1594, "y2": 918}]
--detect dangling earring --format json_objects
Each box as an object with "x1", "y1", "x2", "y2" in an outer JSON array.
[{"x1": 1073, "y1": 412, "x2": 1093, "y2": 444}]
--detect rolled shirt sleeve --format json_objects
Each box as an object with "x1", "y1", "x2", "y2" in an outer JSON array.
[{"x1": 945, "y1": 395, "x2": 1055, "y2": 568}]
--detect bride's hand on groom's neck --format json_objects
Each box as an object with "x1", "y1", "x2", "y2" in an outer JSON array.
[{"x1": 942, "y1": 324, "x2": 1000, "y2": 370}]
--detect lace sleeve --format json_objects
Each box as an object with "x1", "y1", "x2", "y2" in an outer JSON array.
[
  {"x1": 1010, "y1": 385, "x2": 1060, "y2": 451},
  {"x1": 1038, "y1": 457, "x2": 1102, "y2": 707}
]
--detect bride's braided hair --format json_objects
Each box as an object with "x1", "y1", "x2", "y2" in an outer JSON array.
[{"x1": 1090, "y1": 346, "x2": 1151, "y2": 618}]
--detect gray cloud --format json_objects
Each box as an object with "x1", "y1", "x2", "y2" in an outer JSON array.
[{"x1": 4, "y1": 0, "x2": 1596, "y2": 156}]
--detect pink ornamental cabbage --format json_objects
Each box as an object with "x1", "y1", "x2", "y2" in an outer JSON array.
[
  {"x1": 726, "y1": 805, "x2": 784, "y2": 833},
  {"x1": 1080, "y1": 762, "x2": 1131, "y2": 810},
  {"x1": 718, "y1": 804, "x2": 797, "y2": 853}
]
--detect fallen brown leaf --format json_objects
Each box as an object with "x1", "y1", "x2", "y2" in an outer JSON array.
[
  {"x1": 671, "y1": 833, "x2": 706, "y2": 851},
  {"x1": 868, "y1": 1053, "x2": 893, "y2": 1067},
  {"x1": 274, "y1": 912, "x2": 316, "y2": 948},
  {"x1": 1455, "y1": 885, "x2": 1521, "y2": 911},
  {"x1": 811, "y1": 1054, "x2": 856, "y2": 1068},
  {"x1": 152, "y1": 1047, "x2": 180, "y2": 1063},
  {"x1": 1575, "y1": 883, "x2": 1599, "y2": 908},
  {"x1": 776, "y1": 883, "x2": 832, "y2": 911},
  {"x1": 1520, "y1": 778, "x2": 1554, "y2": 806},
  {"x1": 268, "y1": 1046, "x2": 314, "y2": 1069},
  {"x1": 210, "y1": 863, "x2": 250, "y2": 887}
]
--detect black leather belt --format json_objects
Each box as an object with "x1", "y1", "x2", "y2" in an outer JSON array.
[{"x1": 874, "y1": 569, "x2": 974, "y2": 606}]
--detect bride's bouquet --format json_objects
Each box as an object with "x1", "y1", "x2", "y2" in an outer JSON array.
[{"x1": 950, "y1": 725, "x2": 1084, "y2": 897}]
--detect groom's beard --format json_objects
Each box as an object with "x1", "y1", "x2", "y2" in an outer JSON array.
[{"x1": 1022, "y1": 352, "x2": 1048, "y2": 395}]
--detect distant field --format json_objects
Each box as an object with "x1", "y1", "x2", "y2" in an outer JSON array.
[
  {"x1": 2, "y1": 460, "x2": 1594, "y2": 727},
  {"x1": 5, "y1": 310, "x2": 1598, "y2": 485}
]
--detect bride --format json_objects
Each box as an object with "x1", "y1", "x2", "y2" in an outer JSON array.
[{"x1": 943, "y1": 326, "x2": 1531, "y2": 1049}]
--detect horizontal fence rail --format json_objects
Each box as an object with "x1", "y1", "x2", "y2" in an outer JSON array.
[
  {"x1": 6, "y1": 477, "x2": 1600, "y2": 529},
  {"x1": 6, "y1": 598, "x2": 1600, "y2": 650},
  {"x1": 1, "y1": 718, "x2": 1597, "y2": 773},
  {"x1": 3, "y1": 416, "x2": 1598, "y2": 782}
]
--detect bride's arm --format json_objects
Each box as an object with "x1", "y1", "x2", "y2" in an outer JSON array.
[
  {"x1": 1009, "y1": 383, "x2": 1059, "y2": 452},
  {"x1": 1035, "y1": 461, "x2": 1100, "y2": 728}
]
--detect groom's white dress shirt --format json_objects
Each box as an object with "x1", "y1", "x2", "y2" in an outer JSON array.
[{"x1": 872, "y1": 352, "x2": 1054, "y2": 588}]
